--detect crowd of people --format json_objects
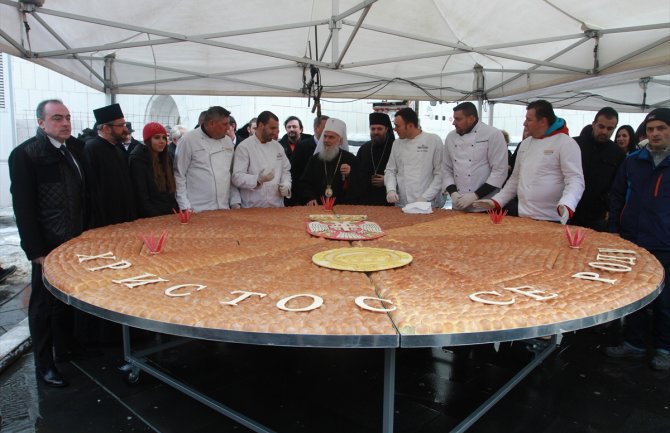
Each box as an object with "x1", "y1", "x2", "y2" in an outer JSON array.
[{"x1": 7, "y1": 96, "x2": 670, "y2": 387}]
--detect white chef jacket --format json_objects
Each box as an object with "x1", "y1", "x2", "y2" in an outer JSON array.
[
  {"x1": 232, "y1": 135, "x2": 291, "y2": 208},
  {"x1": 174, "y1": 128, "x2": 240, "y2": 212},
  {"x1": 384, "y1": 132, "x2": 444, "y2": 207},
  {"x1": 443, "y1": 121, "x2": 508, "y2": 211},
  {"x1": 492, "y1": 133, "x2": 584, "y2": 221}
]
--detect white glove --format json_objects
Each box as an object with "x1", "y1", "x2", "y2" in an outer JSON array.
[
  {"x1": 454, "y1": 192, "x2": 478, "y2": 210},
  {"x1": 472, "y1": 199, "x2": 496, "y2": 210},
  {"x1": 386, "y1": 191, "x2": 399, "y2": 203},
  {"x1": 279, "y1": 184, "x2": 291, "y2": 197},
  {"x1": 449, "y1": 191, "x2": 463, "y2": 209},
  {"x1": 257, "y1": 168, "x2": 275, "y2": 184},
  {"x1": 558, "y1": 204, "x2": 571, "y2": 225}
]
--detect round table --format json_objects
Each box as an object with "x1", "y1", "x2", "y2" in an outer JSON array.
[{"x1": 43, "y1": 206, "x2": 664, "y2": 433}]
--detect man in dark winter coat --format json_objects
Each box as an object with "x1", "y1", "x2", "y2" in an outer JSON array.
[
  {"x1": 84, "y1": 103, "x2": 137, "y2": 227},
  {"x1": 571, "y1": 107, "x2": 624, "y2": 231},
  {"x1": 9, "y1": 99, "x2": 88, "y2": 387},
  {"x1": 605, "y1": 107, "x2": 670, "y2": 371},
  {"x1": 356, "y1": 112, "x2": 395, "y2": 206}
]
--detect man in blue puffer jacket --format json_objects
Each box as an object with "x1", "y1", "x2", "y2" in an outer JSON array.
[{"x1": 605, "y1": 107, "x2": 670, "y2": 370}]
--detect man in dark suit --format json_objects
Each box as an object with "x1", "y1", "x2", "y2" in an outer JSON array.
[{"x1": 9, "y1": 99, "x2": 88, "y2": 387}]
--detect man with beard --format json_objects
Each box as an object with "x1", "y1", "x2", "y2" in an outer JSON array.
[
  {"x1": 232, "y1": 111, "x2": 291, "y2": 208},
  {"x1": 443, "y1": 102, "x2": 508, "y2": 212},
  {"x1": 298, "y1": 118, "x2": 361, "y2": 205},
  {"x1": 571, "y1": 107, "x2": 624, "y2": 231},
  {"x1": 286, "y1": 115, "x2": 329, "y2": 205},
  {"x1": 384, "y1": 108, "x2": 444, "y2": 207},
  {"x1": 279, "y1": 116, "x2": 312, "y2": 160},
  {"x1": 84, "y1": 103, "x2": 137, "y2": 227},
  {"x1": 473, "y1": 100, "x2": 584, "y2": 223},
  {"x1": 356, "y1": 112, "x2": 395, "y2": 205}
]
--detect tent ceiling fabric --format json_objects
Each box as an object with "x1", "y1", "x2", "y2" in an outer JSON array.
[{"x1": 0, "y1": 0, "x2": 668, "y2": 111}]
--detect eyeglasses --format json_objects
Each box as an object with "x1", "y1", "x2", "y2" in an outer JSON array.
[{"x1": 107, "y1": 122, "x2": 127, "y2": 128}]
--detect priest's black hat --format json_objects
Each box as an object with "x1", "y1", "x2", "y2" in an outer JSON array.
[
  {"x1": 369, "y1": 112, "x2": 393, "y2": 129},
  {"x1": 93, "y1": 103, "x2": 124, "y2": 125}
]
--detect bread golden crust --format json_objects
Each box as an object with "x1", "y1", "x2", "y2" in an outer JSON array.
[{"x1": 44, "y1": 207, "x2": 663, "y2": 340}]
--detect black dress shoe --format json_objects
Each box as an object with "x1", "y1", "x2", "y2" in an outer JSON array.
[
  {"x1": 0, "y1": 265, "x2": 17, "y2": 284},
  {"x1": 39, "y1": 368, "x2": 69, "y2": 388}
]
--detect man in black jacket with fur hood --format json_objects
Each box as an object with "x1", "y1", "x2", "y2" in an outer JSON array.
[{"x1": 9, "y1": 99, "x2": 88, "y2": 388}]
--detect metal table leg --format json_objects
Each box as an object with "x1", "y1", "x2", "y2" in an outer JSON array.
[
  {"x1": 449, "y1": 335, "x2": 558, "y2": 433},
  {"x1": 121, "y1": 325, "x2": 279, "y2": 433},
  {"x1": 383, "y1": 348, "x2": 396, "y2": 433}
]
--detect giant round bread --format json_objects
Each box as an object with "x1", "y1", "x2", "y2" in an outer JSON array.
[{"x1": 43, "y1": 206, "x2": 664, "y2": 347}]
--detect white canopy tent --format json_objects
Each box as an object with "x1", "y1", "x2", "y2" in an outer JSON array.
[{"x1": 1, "y1": 0, "x2": 669, "y2": 112}]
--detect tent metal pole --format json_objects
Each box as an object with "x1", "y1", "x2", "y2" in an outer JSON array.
[
  {"x1": 111, "y1": 59, "x2": 296, "y2": 81},
  {"x1": 104, "y1": 55, "x2": 115, "y2": 104},
  {"x1": 117, "y1": 76, "x2": 298, "y2": 93},
  {"x1": 485, "y1": 37, "x2": 590, "y2": 94},
  {"x1": 344, "y1": 19, "x2": 584, "y2": 52},
  {"x1": 332, "y1": 0, "x2": 377, "y2": 22},
  {"x1": 488, "y1": 101, "x2": 495, "y2": 126},
  {"x1": 0, "y1": 28, "x2": 28, "y2": 57},
  {"x1": 331, "y1": 0, "x2": 340, "y2": 67},
  {"x1": 39, "y1": 37, "x2": 331, "y2": 69},
  {"x1": 28, "y1": 6, "x2": 331, "y2": 68},
  {"x1": 318, "y1": 33, "x2": 333, "y2": 62},
  {"x1": 335, "y1": 3, "x2": 372, "y2": 68},
  {"x1": 343, "y1": 46, "x2": 588, "y2": 74},
  {"x1": 30, "y1": 12, "x2": 105, "y2": 86},
  {"x1": 598, "y1": 36, "x2": 670, "y2": 72},
  {"x1": 599, "y1": 22, "x2": 670, "y2": 35}
]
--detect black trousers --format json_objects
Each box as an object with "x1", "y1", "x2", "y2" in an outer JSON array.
[
  {"x1": 28, "y1": 262, "x2": 70, "y2": 372},
  {"x1": 625, "y1": 251, "x2": 670, "y2": 351}
]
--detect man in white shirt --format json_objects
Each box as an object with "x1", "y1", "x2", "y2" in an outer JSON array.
[
  {"x1": 474, "y1": 100, "x2": 584, "y2": 223},
  {"x1": 384, "y1": 107, "x2": 443, "y2": 207},
  {"x1": 232, "y1": 111, "x2": 291, "y2": 208},
  {"x1": 443, "y1": 102, "x2": 508, "y2": 211},
  {"x1": 174, "y1": 106, "x2": 241, "y2": 212}
]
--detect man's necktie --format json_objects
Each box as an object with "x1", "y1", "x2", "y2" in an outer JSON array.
[{"x1": 59, "y1": 145, "x2": 82, "y2": 180}]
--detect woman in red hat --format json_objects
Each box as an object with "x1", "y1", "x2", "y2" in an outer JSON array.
[{"x1": 129, "y1": 122, "x2": 178, "y2": 217}]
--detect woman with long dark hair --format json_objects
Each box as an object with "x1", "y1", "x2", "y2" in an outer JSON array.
[
  {"x1": 615, "y1": 124, "x2": 639, "y2": 154},
  {"x1": 129, "y1": 122, "x2": 178, "y2": 217}
]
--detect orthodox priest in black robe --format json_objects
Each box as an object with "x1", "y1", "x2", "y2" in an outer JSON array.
[
  {"x1": 298, "y1": 118, "x2": 361, "y2": 206},
  {"x1": 356, "y1": 112, "x2": 395, "y2": 205},
  {"x1": 84, "y1": 103, "x2": 137, "y2": 228}
]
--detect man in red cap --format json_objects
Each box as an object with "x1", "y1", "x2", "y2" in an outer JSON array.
[{"x1": 605, "y1": 107, "x2": 670, "y2": 370}]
